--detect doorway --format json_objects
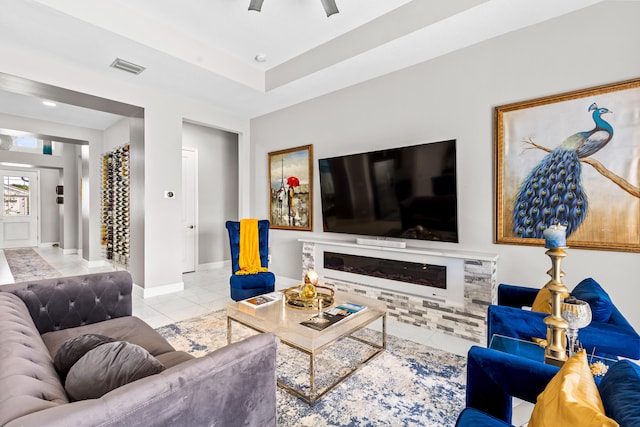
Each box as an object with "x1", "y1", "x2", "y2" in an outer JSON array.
[{"x1": 181, "y1": 122, "x2": 239, "y2": 272}]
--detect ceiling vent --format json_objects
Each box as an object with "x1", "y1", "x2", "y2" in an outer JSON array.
[
  {"x1": 249, "y1": 0, "x2": 338, "y2": 17},
  {"x1": 110, "y1": 58, "x2": 146, "y2": 75}
]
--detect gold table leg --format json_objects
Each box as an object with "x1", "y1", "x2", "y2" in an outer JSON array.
[
  {"x1": 309, "y1": 353, "x2": 316, "y2": 403},
  {"x1": 226, "y1": 313, "x2": 386, "y2": 405}
]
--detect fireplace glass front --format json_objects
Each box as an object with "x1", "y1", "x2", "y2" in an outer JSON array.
[{"x1": 323, "y1": 252, "x2": 446, "y2": 289}]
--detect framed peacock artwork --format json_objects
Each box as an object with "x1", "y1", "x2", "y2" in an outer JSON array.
[{"x1": 495, "y1": 77, "x2": 640, "y2": 252}]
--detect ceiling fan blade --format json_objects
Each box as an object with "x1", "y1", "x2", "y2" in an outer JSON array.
[
  {"x1": 248, "y1": 0, "x2": 264, "y2": 12},
  {"x1": 320, "y1": 0, "x2": 339, "y2": 17}
]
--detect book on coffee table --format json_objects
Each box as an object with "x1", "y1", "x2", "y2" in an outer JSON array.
[
  {"x1": 325, "y1": 302, "x2": 366, "y2": 317},
  {"x1": 240, "y1": 291, "x2": 282, "y2": 308},
  {"x1": 300, "y1": 302, "x2": 367, "y2": 331}
]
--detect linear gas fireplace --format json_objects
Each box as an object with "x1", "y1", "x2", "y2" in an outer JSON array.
[
  {"x1": 324, "y1": 252, "x2": 446, "y2": 290},
  {"x1": 302, "y1": 238, "x2": 498, "y2": 342}
]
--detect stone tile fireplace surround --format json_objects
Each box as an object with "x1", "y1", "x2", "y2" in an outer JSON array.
[{"x1": 300, "y1": 238, "x2": 498, "y2": 343}]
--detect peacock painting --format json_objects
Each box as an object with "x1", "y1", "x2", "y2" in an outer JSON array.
[
  {"x1": 512, "y1": 103, "x2": 613, "y2": 239},
  {"x1": 497, "y1": 79, "x2": 640, "y2": 251}
]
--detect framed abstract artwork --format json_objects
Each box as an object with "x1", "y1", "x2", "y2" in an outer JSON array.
[
  {"x1": 495, "y1": 77, "x2": 640, "y2": 252},
  {"x1": 268, "y1": 144, "x2": 313, "y2": 231}
]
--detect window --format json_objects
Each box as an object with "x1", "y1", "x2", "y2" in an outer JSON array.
[
  {"x1": 13, "y1": 136, "x2": 38, "y2": 148},
  {"x1": 0, "y1": 134, "x2": 60, "y2": 155},
  {"x1": 3, "y1": 175, "x2": 30, "y2": 216}
]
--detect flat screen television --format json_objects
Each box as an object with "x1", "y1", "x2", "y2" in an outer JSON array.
[{"x1": 318, "y1": 139, "x2": 458, "y2": 243}]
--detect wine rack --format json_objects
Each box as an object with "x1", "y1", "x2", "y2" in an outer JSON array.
[{"x1": 101, "y1": 144, "x2": 130, "y2": 266}]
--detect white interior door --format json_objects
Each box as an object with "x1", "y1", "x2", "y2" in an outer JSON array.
[
  {"x1": 1, "y1": 170, "x2": 39, "y2": 248},
  {"x1": 182, "y1": 149, "x2": 197, "y2": 273}
]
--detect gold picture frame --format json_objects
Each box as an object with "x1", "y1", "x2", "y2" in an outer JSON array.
[
  {"x1": 495, "y1": 77, "x2": 640, "y2": 252},
  {"x1": 268, "y1": 144, "x2": 313, "y2": 231}
]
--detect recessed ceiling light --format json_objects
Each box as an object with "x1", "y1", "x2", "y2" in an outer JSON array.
[
  {"x1": 42, "y1": 100, "x2": 57, "y2": 107},
  {"x1": 0, "y1": 162, "x2": 34, "y2": 168},
  {"x1": 254, "y1": 53, "x2": 267, "y2": 63}
]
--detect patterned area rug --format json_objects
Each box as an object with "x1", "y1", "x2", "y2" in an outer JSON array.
[
  {"x1": 156, "y1": 310, "x2": 466, "y2": 426},
  {"x1": 3, "y1": 248, "x2": 61, "y2": 282}
]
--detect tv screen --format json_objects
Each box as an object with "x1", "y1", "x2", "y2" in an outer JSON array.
[{"x1": 318, "y1": 140, "x2": 458, "y2": 243}]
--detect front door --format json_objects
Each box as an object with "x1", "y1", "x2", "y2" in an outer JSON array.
[
  {"x1": 0, "y1": 170, "x2": 39, "y2": 248},
  {"x1": 182, "y1": 149, "x2": 197, "y2": 273}
]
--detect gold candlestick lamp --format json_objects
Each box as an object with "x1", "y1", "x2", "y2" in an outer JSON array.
[{"x1": 543, "y1": 247, "x2": 570, "y2": 366}]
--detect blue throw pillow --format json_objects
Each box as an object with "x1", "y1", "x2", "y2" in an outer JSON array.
[
  {"x1": 572, "y1": 278, "x2": 613, "y2": 323},
  {"x1": 599, "y1": 360, "x2": 640, "y2": 425}
]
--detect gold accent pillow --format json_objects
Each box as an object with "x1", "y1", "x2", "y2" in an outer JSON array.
[
  {"x1": 528, "y1": 350, "x2": 618, "y2": 427},
  {"x1": 531, "y1": 287, "x2": 569, "y2": 313}
]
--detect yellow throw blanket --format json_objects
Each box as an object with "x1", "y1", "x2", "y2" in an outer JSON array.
[{"x1": 236, "y1": 218, "x2": 269, "y2": 275}]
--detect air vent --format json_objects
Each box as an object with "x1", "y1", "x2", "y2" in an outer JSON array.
[{"x1": 110, "y1": 58, "x2": 146, "y2": 75}]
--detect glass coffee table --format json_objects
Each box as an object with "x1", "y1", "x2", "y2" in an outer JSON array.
[
  {"x1": 227, "y1": 291, "x2": 386, "y2": 405},
  {"x1": 489, "y1": 334, "x2": 618, "y2": 368}
]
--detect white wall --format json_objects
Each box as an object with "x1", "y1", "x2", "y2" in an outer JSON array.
[
  {"x1": 104, "y1": 119, "x2": 130, "y2": 151},
  {"x1": 0, "y1": 34, "x2": 251, "y2": 291},
  {"x1": 250, "y1": 1, "x2": 640, "y2": 330},
  {"x1": 182, "y1": 122, "x2": 239, "y2": 266}
]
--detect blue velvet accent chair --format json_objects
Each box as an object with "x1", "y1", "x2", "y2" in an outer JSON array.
[
  {"x1": 225, "y1": 220, "x2": 275, "y2": 301},
  {"x1": 455, "y1": 346, "x2": 640, "y2": 426},
  {"x1": 488, "y1": 278, "x2": 640, "y2": 360}
]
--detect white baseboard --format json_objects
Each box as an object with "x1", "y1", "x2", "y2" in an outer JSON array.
[
  {"x1": 197, "y1": 260, "x2": 230, "y2": 271},
  {"x1": 62, "y1": 248, "x2": 78, "y2": 255},
  {"x1": 39, "y1": 242, "x2": 59, "y2": 248},
  {"x1": 134, "y1": 281, "x2": 185, "y2": 299}
]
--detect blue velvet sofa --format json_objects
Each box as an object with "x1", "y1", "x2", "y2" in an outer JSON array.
[
  {"x1": 455, "y1": 346, "x2": 640, "y2": 426},
  {"x1": 488, "y1": 278, "x2": 640, "y2": 360},
  {"x1": 225, "y1": 220, "x2": 276, "y2": 301}
]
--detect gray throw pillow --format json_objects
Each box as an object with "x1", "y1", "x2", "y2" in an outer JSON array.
[
  {"x1": 65, "y1": 341, "x2": 165, "y2": 401},
  {"x1": 54, "y1": 333, "x2": 115, "y2": 379}
]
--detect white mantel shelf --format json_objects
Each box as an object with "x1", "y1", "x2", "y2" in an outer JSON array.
[{"x1": 298, "y1": 236, "x2": 498, "y2": 262}]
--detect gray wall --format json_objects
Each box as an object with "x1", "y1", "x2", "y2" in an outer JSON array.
[
  {"x1": 39, "y1": 168, "x2": 60, "y2": 244},
  {"x1": 250, "y1": 1, "x2": 640, "y2": 330},
  {"x1": 129, "y1": 117, "x2": 145, "y2": 286},
  {"x1": 182, "y1": 121, "x2": 239, "y2": 266},
  {"x1": 59, "y1": 143, "x2": 79, "y2": 251}
]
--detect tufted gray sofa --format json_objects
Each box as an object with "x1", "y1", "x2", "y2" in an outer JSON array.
[{"x1": 0, "y1": 271, "x2": 278, "y2": 427}]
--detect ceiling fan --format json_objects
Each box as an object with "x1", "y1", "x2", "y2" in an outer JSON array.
[{"x1": 248, "y1": 0, "x2": 339, "y2": 17}]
